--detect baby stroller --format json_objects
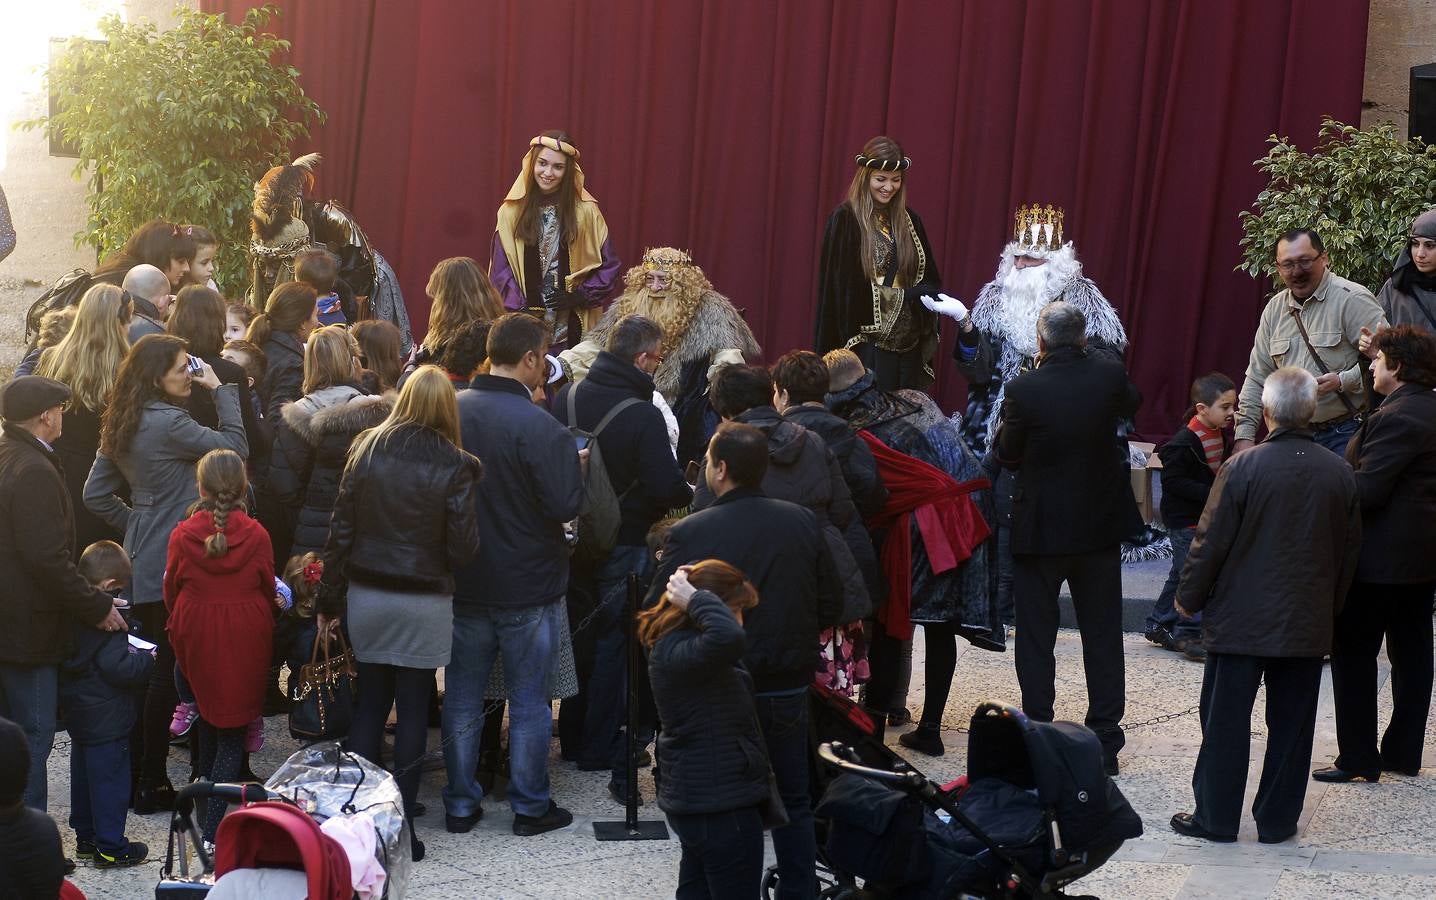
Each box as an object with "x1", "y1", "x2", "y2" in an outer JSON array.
[
  {"x1": 809, "y1": 701, "x2": 1143, "y2": 899},
  {"x1": 156, "y1": 742, "x2": 410, "y2": 898},
  {"x1": 155, "y1": 782, "x2": 352, "y2": 898},
  {"x1": 758, "y1": 682, "x2": 916, "y2": 897}
]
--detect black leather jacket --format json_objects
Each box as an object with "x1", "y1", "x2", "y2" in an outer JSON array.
[{"x1": 321, "y1": 423, "x2": 482, "y2": 608}]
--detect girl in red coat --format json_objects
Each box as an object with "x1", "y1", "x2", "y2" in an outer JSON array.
[{"x1": 163, "y1": 448, "x2": 275, "y2": 841}]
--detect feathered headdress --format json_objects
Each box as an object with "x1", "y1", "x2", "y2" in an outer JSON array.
[{"x1": 252, "y1": 152, "x2": 323, "y2": 241}]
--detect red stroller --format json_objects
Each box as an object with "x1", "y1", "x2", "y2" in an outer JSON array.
[{"x1": 156, "y1": 782, "x2": 353, "y2": 899}]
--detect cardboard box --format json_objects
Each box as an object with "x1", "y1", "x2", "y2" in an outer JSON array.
[{"x1": 1129, "y1": 441, "x2": 1162, "y2": 525}]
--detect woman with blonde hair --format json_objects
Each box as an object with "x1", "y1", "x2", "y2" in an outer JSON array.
[
  {"x1": 815, "y1": 135, "x2": 942, "y2": 391},
  {"x1": 639, "y1": 560, "x2": 770, "y2": 898},
  {"x1": 317, "y1": 365, "x2": 482, "y2": 860},
  {"x1": 270, "y1": 326, "x2": 390, "y2": 558},
  {"x1": 400, "y1": 257, "x2": 503, "y2": 387},
  {"x1": 34, "y1": 283, "x2": 132, "y2": 547}
]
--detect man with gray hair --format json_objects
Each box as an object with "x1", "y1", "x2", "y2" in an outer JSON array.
[
  {"x1": 121, "y1": 264, "x2": 173, "y2": 342},
  {"x1": 995, "y1": 300, "x2": 1143, "y2": 775},
  {"x1": 1170, "y1": 366, "x2": 1360, "y2": 845}
]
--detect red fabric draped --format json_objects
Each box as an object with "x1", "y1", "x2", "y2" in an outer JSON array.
[
  {"x1": 201, "y1": 0, "x2": 1369, "y2": 436},
  {"x1": 858, "y1": 431, "x2": 990, "y2": 641}
]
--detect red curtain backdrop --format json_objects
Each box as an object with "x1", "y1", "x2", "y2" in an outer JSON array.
[{"x1": 202, "y1": 0, "x2": 1369, "y2": 437}]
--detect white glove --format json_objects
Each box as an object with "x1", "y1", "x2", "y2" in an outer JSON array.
[{"x1": 920, "y1": 292, "x2": 969, "y2": 321}]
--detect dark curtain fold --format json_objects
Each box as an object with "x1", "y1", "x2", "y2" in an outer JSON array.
[{"x1": 202, "y1": 0, "x2": 1369, "y2": 436}]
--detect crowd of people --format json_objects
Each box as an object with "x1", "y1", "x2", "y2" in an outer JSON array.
[{"x1": 0, "y1": 132, "x2": 1433, "y2": 900}]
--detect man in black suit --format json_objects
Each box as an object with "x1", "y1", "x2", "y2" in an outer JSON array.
[
  {"x1": 649, "y1": 422, "x2": 841, "y2": 900},
  {"x1": 995, "y1": 301, "x2": 1142, "y2": 774}
]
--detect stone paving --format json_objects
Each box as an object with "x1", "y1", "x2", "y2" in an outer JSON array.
[{"x1": 55, "y1": 627, "x2": 1436, "y2": 899}]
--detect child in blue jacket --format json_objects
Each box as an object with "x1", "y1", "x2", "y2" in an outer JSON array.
[{"x1": 61, "y1": 540, "x2": 154, "y2": 869}]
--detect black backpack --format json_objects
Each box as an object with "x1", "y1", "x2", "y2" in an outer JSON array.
[
  {"x1": 24, "y1": 269, "x2": 97, "y2": 350},
  {"x1": 566, "y1": 383, "x2": 641, "y2": 567}
]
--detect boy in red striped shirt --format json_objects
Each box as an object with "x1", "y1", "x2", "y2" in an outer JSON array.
[{"x1": 1146, "y1": 373, "x2": 1237, "y2": 661}]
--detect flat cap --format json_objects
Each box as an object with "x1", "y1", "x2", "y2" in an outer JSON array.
[{"x1": 0, "y1": 375, "x2": 71, "y2": 423}]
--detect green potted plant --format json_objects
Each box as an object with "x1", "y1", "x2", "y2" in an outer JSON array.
[
  {"x1": 22, "y1": 3, "x2": 324, "y2": 291},
  {"x1": 1239, "y1": 117, "x2": 1436, "y2": 294}
]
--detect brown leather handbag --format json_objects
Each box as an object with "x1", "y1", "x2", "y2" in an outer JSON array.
[{"x1": 288, "y1": 628, "x2": 358, "y2": 741}]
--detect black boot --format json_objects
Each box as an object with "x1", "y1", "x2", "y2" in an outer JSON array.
[{"x1": 898, "y1": 724, "x2": 945, "y2": 757}]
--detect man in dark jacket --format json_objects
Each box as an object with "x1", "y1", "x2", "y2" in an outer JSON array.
[
  {"x1": 447, "y1": 313, "x2": 584, "y2": 837},
  {"x1": 649, "y1": 422, "x2": 842, "y2": 900},
  {"x1": 552, "y1": 315, "x2": 693, "y2": 790},
  {"x1": 691, "y1": 363, "x2": 868, "y2": 625},
  {"x1": 121, "y1": 264, "x2": 171, "y2": 342},
  {"x1": 995, "y1": 302, "x2": 1142, "y2": 773},
  {"x1": 1171, "y1": 367, "x2": 1360, "y2": 845},
  {"x1": 0, "y1": 376, "x2": 126, "y2": 810}
]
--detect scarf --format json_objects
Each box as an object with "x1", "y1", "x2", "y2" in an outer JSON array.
[
  {"x1": 1392, "y1": 208, "x2": 1436, "y2": 295},
  {"x1": 858, "y1": 431, "x2": 990, "y2": 641},
  {"x1": 493, "y1": 147, "x2": 609, "y2": 335}
]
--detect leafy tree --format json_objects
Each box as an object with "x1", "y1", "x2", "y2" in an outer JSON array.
[
  {"x1": 1239, "y1": 118, "x2": 1436, "y2": 294},
  {"x1": 22, "y1": 4, "x2": 324, "y2": 290}
]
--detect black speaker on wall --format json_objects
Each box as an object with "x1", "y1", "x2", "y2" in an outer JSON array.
[{"x1": 1412, "y1": 63, "x2": 1436, "y2": 144}]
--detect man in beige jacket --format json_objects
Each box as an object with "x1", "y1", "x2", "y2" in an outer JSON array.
[{"x1": 1234, "y1": 228, "x2": 1388, "y2": 455}]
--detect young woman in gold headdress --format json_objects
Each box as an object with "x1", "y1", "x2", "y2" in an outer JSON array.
[
  {"x1": 490, "y1": 130, "x2": 621, "y2": 351},
  {"x1": 815, "y1": 136, "x2": 942, "y2": 391}
]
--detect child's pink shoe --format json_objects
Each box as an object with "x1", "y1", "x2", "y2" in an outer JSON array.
[
  {"x1": 169, "y1": 702, "x2": 198, "y2": 738},
  {"x1": 244, "y1": 716, "x2": 265, "y2": 753}
]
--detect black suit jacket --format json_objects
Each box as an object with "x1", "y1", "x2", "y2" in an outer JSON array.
[
  {"x1": 1345, "y1": 383, "x2": 1436, "y2": 583},
  {"x1": 995, "y1": 346, "x2": 1143, "y2": 555},
  {"x1": 647, "y1": 487, "x2": 841, "y2": 693}
]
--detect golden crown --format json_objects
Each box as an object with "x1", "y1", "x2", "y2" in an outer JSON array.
[
  {"x1": 641, "y1": 247, "x2": 693, "y2": 272},
  {"x1": 1012, "y1": 203, "x2": 1065, "y2": 252}
]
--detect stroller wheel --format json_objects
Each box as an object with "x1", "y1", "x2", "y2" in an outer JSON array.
[{"x1": 761, "y1": 866, "x2": 780, "y2": 899}]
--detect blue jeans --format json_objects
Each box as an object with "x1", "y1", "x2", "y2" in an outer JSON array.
[
  {"x1": 442, "y1": 602, "x2": 559, "y2": 818},
  {"x1": 579, "y1": 545, "x2": 653, "y2": 778},
  {"x1": 667, "y1": 806, "x2": 765, "y2": 899},
  {"x1": 755, "y1": 690, "x2": 815, "y2": 900},
  {"x1": 1313, "y1": 417, "x2": 1360, "y2": 455},
  {"x1": 1147, "y1": 525, "x2": 1200, "y2": 641},
  {"x1": 70, "y1": 738, "x2": 131, "y2": 853},
  {"x1": 0, "y1": 664, "x2": 58, "y2": 810}
]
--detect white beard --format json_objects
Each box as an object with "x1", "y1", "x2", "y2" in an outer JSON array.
[{"x1": 982, "y1": 243, "x2": 1086, "y2": 356}]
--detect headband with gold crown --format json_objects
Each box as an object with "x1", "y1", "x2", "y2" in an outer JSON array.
[
  {"x1": 641, "y1": 247, "x2": 693, "y2": 272},
  {"x1": 1012, "y1": 203, "x2": 1065, "y2": 254}
]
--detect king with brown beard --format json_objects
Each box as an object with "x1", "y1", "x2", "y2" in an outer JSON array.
[{"x1": 559, "y1": 247, "x2": 761, "y2": 404}]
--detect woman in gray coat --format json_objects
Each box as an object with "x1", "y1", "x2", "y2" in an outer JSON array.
[{"x1": 84, "y1": 333, "x2": 248, "y2": 811}]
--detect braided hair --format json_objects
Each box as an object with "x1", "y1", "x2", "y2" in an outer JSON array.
[{"x1": 193, "y1": 449, "x2": 248, "y2": 558}]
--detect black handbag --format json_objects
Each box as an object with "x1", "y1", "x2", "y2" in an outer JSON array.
[{"x1": 288, "y1": 628, "x2": 358, "y2": 741}]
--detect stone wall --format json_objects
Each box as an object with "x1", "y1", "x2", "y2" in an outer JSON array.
[
  {"x1": 0, "y1": 0, "x2": 186, "y2": 378},
  {"x1": 1361, "y1": 0, "x2": 1436, "y2": 134}
]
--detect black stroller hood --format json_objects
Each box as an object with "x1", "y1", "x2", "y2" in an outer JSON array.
[{"x1": 967, "y1": 703, "x2": 1143, "y2": 852}]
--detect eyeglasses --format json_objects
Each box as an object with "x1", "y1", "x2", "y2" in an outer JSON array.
[
  {"x1": 1275, "y1": 256, "x2": 1321, "y2": 274},
  {"x1": 118, "y1": 289, "x2": 134, "y2": 320}
]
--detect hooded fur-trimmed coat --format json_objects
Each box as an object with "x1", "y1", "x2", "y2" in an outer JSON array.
[{"x1": 269, "y1": 387, "x2": 393, "y2": 558}]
